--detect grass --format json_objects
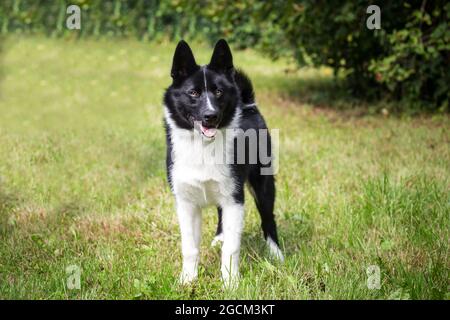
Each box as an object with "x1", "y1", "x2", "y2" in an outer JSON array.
[{"x1": 0, "y1": 36, "x2": 448, "y2": 300}]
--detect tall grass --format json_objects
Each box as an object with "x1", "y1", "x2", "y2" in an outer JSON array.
[{"x1": 0, "y1": 36, "x2": 448, "y2": 299}]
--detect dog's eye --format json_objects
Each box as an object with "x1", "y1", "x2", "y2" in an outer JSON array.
[
  {"x1": 215, "y1": 89, "x2": 223, "y2": 97},
  {"x1": 188, "y1": 90, "x2": 200, "y2": 98}
]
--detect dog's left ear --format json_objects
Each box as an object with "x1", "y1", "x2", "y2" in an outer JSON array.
[{"x1": 208, "y1": 39, "x2": 234, "y2": 73}]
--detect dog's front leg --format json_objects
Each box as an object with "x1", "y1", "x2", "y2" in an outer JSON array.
[
  {"x1": 221, "y1": 203, "x2": 245, "y2": 288},
  {"x1": 177, "y1": 199, "x2": 201, "y2": 284}
]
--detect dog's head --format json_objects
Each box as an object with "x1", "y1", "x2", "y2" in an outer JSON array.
[{"x1": 164, "y1": 39, "x2": 240, "y2": 139}]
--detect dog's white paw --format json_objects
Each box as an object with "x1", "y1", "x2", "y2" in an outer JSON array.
[
  {"x1": 179, "y1": 270, "x2": 197, "y2": 285},
  {"x1": 211, "y1": 233, "x2": 224, "y2": 247},
  {"x1": 266, "y1": 237, "x2": 285, "y2": 262}
]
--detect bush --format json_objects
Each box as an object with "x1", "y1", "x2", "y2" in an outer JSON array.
[
  {"x1": 198, "y1": 0, "x2": 450, "y2": 111},
  {"x1": 1, "y1": 0, "x2": 449, "y2": 110},
  {"x1": 0, "y1": 0, "x2": 215, "y2": 40}
]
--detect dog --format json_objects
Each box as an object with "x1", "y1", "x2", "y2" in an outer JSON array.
[{"x1": 163, "y1": 39, "x2": 283, "y2": 287}]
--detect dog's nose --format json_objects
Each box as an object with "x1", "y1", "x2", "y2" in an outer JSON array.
[{"x1": 203, "y1": 112, "x2": 219, "y2": 125}]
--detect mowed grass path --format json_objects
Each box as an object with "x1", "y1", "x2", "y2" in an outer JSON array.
[{"x1": 0, "y1": 37, "x2": 448, "y2": 299}]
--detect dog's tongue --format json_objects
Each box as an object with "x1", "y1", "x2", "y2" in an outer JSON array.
[{"x1": 200, "y1": 125, "x2": 217, "y2": 138}]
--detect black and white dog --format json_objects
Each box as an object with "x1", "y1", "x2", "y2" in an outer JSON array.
[{"x1": 163, "y1": 39, "x2": 283, "y2": 287}]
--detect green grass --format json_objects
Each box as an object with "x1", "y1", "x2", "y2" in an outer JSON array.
[{"x1": 0, "y1": 36, "x2": 449, "y2": 300}]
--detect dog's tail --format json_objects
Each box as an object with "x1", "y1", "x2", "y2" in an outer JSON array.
[{"x1": 234, "y1": 69, "x2": 255, "y2": 105}]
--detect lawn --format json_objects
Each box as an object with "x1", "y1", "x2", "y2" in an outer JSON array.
[{"x1": 0, "y1": 36, "x2": 448, "y2": 299}]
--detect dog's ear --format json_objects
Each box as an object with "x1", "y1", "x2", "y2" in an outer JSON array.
[
  {"x1": 171, "y1": 40, "x2": 199, "y2": 82},
  {"x1": 208, "y1": 39, "x2": 234, "y2": 73}
]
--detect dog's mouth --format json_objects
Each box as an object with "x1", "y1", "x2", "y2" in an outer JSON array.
[
  {"x1": 199, "y1": 124, "x2": 217, "y2": 138},
  {"x1": 190, "y1": 117, "x2": 219, "y2": 139}
]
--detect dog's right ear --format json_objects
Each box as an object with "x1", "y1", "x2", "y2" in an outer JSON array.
[{"x1": 170, "y1": 40, "x2": 199, "y2": 82}]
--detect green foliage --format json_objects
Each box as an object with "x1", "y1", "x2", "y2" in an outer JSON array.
[
  {"x1": 201, "y1": 0, "x2": 450, "y2": 111},
  {"x1": 368, "y1": 3, "x2": 450, "y2": 111},
  {"x1": 1, "y1": 0, "x2": 449, "y2": 110},
  {"x1": 0, "y1": 0, "x2": 216, "y2": 40}
]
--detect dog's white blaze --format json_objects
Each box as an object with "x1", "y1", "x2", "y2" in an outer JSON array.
[
  {"x1": 266, "y1": 236, "x2": 284, "y2": 262},
  {"x1": 203, "y1": 67, "x2": 215, "y2": 111}
]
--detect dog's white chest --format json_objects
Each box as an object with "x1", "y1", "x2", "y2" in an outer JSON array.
[
  {"x1": 170, "y1": 131, "x2": 235, "y2": 207},
  {"x1": 174, "y1": 170, "x2": 231, "y2": 207}
]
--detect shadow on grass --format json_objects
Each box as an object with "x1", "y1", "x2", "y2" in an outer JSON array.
[
  {"x1": 260, "y1": 70, "x2": 445, "y2": 119},
  {"x1": 258, "y1": 74, "x2": 381, "y2": 116}
]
